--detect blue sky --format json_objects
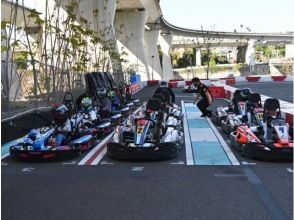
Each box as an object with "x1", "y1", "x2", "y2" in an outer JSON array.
[{"x1": 160, "y1": 0, "x2": 294, "y2": 33}]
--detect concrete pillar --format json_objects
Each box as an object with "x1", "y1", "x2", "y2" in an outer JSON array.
[
  {"x1": 237, "y1": 45, "x2": 247, "y2": 63},
  {"x1": 158, "y1": 33, "x2": 173, "y2": 80},
  {"x1": 245, "y1": 40, "x2": 256, "y2": 65},
  {"x1": 195, "y1": 49, "x2": 201, "y2": 67},
  {"x1": 144, "y1": 30, "x2": 162, "y2": 80},
  {"x1": 93, "y1": 0, "x2": 123, "y2": 82},
  {"x1": 285, "y1": 44, "x2": 294, "y2": 58},
  {"x1": 115, "y1": 10, "x2": 150, "y2": 81}
]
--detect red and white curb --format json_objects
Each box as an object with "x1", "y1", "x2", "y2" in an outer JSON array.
[
  {"x1": 77, "y1": 107, "x2": 142, "y2": 166},
  {"x1": 77, "y1": 131, "x2": 114, "y2": 166}
]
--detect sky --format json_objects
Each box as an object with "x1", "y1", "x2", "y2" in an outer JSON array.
[{"x1": 160, "y1": 0, "x2": 294, "y2": 33}]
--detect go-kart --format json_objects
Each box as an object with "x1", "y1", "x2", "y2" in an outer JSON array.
[
  {"x1": 9, "y1": 93, "x2": 96, "y2": 161},
  {"x1": 183, "y1": 85, "x2": 197, "y2": 93},
  {"x1": 212, "y1": 90, "x2": 242, "y2": 126},
  {"x1": 246, "y1": 93, "x2": 263, "y2": 127},
  {"x1": 107, "y1": 97, "x2": 183, "y2": 160},
  {"x1": 152, "y1": 88, "x2": 183, "y2": 124},
  {"x1": 212, "y1": 105, "x2": 230, "y2": 126},
  {"x1": 9, "y1": 124, "x2": 95, "y2": 161},
  {"x1": 230, "y1": 98, "x2": 293, "y2": 160},
  {"x1": 221, "y1": 90, "x2": 248, "y2": 134}
]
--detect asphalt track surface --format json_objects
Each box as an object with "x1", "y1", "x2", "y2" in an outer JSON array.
[
  {"x1": 234, "y1": 81, "x2": 293, "y2": 103},
  {"x1": 2, "y1": 83, "x2": 293, "y2": 220}
]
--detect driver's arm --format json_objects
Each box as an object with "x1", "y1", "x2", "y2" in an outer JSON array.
[{"x1": 194, "y1": 93, "x2": 200, "y2": 104}]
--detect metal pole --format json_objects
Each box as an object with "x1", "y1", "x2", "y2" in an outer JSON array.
[{"x1": 151, "y1": 55, "x2": 154, "y2": 80}]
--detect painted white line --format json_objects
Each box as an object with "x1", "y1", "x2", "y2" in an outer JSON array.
[
  {"x1": 77, "y1": 131, "x2": 114, "y2": 165},
  {"x1": 176, "y1": 95, "x2": 192, "y2": 98},
  {"x1": 100, "y1": 160, "x2": 114, "y2": 165},
  {"x1": 286, "y1": 168, "x2": 294, "y2": 173},
  {"x1": 207, "y1": 117, "x2": 240, "y2": 165},
  {"x1": 21, "y1": 167, "x2": 34, "y2": 172},
  {"x1": 91, "y1": 147, "x2": 107, "y2": 165},
  {"x1": 181, "y1": 100, "x2": 194, "y2": 165},
  {"x1": 1, "y1": 153, "x2": 10, "y2": 160},
  {"x1": 131, "y1": 167, "x2": 144, "y2": 172},
  {"x1": 215, "y1": 174, "x2": 246, "y2": 177},
  {"x1": 242, "y1": 161, "x2": 256, "y2": 165},
  {"x1": 2, "y1": 162, "x2": 8, "y2": 166},
  {"x1": 170, "y1": 161, "x2": 185, "y2": 165},
  {"x1": 62, "y1": 161, "x2": 77, "y2": 165},
  {"x1": 132, "y1": 88, "x2": 143, "y2": 94}
]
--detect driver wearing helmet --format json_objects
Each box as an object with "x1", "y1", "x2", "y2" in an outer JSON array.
[
  {"x1": 240, "y1": 88, "x2": 251, "y2": 101},
  {"x1": 154, "y1": 81, "x2": 176, "y2": 103},
  {"x1": 52, "y1": 104, "x2": 72, "y2": 146},
  {"x1": 81, "y1": 97, "x2": 97, "y2": 124},
  {"x1": 96, "y1": 88, "x2": 112, "y2": 118}
]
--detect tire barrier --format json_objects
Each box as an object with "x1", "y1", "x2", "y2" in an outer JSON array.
[
  {"x1": 147, "y1": 80, "x2": 159, "y2": 86},
  {"x1": 185, "y1": 81, "x2": 192, "y2": 86},
  {"x1": 169, "y1": 79, "x2": 184, "y2": 82},
  {"x1": 168, "y1": 81, "x2": 178, "y2": 88},
  {"x1": 208, "y1": 86, "x2": 226, "y2": 98},
  {"x1": 246, "y1": 76, "x2": 260, "y2": 82},
  {"x1": 220, "y1": 77, "x2": 236, "y2": 85},
  {"x1": 271, "y1": 76, "x2": 286, "y2": 81}
]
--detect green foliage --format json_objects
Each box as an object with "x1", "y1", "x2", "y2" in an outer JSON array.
[{"x1": 14, "y1": 51, "x2": 29, "y2": 69}]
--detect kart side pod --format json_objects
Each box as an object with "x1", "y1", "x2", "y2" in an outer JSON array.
[
  {"x1": 163, "y1": 129, "x2": 183, "y2": 146},
  {"x1": 230, "y1": 131, "x2": 245, "y2": 151}
]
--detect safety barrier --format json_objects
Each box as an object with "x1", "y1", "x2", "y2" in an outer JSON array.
[
  {"x1": 246, "y1": 76, "x2": 260, "y2": 82},
  {"x1": 185, "y1": 81, "x2": 192, "y2": 86},
  {"x1": 220, "y1": 77, "x2": 236, "y2": 85},
  {"x1": 130, "y1": 83, "x2": 141, "y2": 94},
  {"x1": 169, "y1": 79, "x2": 184, "y2": 82},
  {"x1": 208, "y1": 86, "x2": 226, "y2": 98},
  {"x1": 168, "y1": 81, "x2": 178, "y2": 88},
  {"x1": 147, "y1": 80, "x2": 159, "y2": 86},
  {"x1": 271, "y1": 76, "x2": 286, "y2": 81}
]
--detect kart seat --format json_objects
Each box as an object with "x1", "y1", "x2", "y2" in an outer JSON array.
[
  {"x1": 63, "y1": 92, "x2": 76, "y2": 116},
  {"x1": 233, "y1": 89, "x2": 242, "y2": 100},
  {"x1": 263, "y1": 98, "x2": 281, "y2": 119},
  {"x1": 248, "y1": 93, "x2": 262, "y2": 108}
]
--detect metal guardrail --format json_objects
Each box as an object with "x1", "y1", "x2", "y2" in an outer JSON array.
[{"x1": 1, "y1": 107, "x2": 51, "y2": 123}]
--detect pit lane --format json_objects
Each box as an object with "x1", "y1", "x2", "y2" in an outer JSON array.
[{"x1": 2, "y1": 83, "x2": 293, "y2": 220}]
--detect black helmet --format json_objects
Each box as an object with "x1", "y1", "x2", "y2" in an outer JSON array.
[
  {"x1": 52, "y1": 104, "x2": 69, "y2": 124},
  {"x1": 241, "y1": 88, "x2": 251, "y2": 99},
  {"x1": 160, "y1": 81, "x2": 168, "y2": 88}
]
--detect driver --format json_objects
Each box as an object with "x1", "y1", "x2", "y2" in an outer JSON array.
[
  {"x1": 96, "y1": 88, "x2": 112, "y2": 118},
  {"x1": 192, "y1": 77, "x2": 213, "y2": 117},
  {"x1": 154, "y1": 81, "x2": 175, "y2": 103},
  {"x1": 51, "y1": 104, "x2": 72, "y2": 146},
  {"x1": 81, "y1": 97, "x2": 97, "y2": 125}
]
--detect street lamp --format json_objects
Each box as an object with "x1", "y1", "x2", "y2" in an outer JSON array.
[{"x1": 151, "y1": 55, "x2": 154, "y2": 80}]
